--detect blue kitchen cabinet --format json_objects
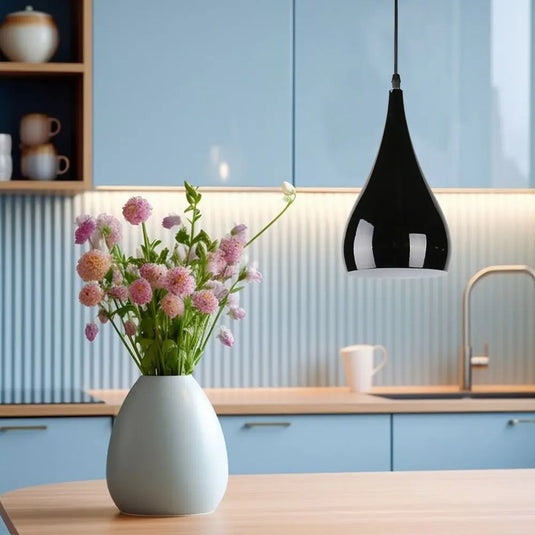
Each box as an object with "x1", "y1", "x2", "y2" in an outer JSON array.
[
  {"x1": 219, "y1": 414, "x2": 391, "y2": 474},
  {"x1": 294, "y1": 0, "x2": 528, "y2": 188},
  {"x1": 0, "y1": 417, "x2": 112, "y2": 495},
  {"x1": 393, "y1": 413, "x2": 535, "y2": 470},
  {"x1": 93, "y1": 0, "x2": 292, "y2": 188}
]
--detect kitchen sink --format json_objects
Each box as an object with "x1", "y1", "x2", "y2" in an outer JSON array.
[{"x1": 372, "y1": 391, "x2": 535, "y2": 400}]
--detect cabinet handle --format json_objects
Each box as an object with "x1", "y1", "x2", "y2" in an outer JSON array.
[
  {"x1": 243, "y1": 422, "x2": 291, "y2": 428},
  {"x1": 0, "y1": 425, "x2": 48, "y2": 432},
  {"x1": 508, "y1": 418, "x2": 535, "y2": 426}
]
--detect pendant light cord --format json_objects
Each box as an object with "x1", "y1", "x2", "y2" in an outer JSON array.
[{"x1": 392, "y1": 0, "x2": 401, "y2": 89}]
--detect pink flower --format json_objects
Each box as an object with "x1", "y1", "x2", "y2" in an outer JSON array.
[
  {"x1": 98, "y1": 309, "x2": 109, "y2": 324},
  {"x1": 112, "y1": 268, "x2": 123, "y2": 285},
  {"x1": 217, "y1": 326, "x2": 234, "y2": 347},
  {"x1": 122, "y1": 196, "x2": 152, "y2": 225},
  {"x1": 230, "y1": 224, "x2": 247, "y2": 243},
  {"x1": 75, "y1": 215, "x2": 96, "y2": 245},
  {"x1": 161, "y1": 293, "x2": 185, "y2": 318},
  {"x1": 79, "y1": 283, "x2": 104, "y2": 307},
  {"x1": 192, "y1": 290, "x2": 219, "y2": 314},
  {"x1": 108, "y1": 285, "x2": 128, "y2": 301},
  {"x1": 93, "y1": 213, "x2": 122, "y2": 249},
  {"x1": 219, "y1": 237, "x2": 244, "y2": 264},
  {"x1": 124, "y1": 320, "x2": 137, "y2": 337},
  {"x1": 206, "y1": 251, "x2": 226, "y2": 277},
  {"x1": 76, "y1": 250, "x2": 112, "y2": 281},
  {"x1": 166, "y1": 267, "x2": 195, "y2": 297},
  {"x1": 129, "y1": 278, "x2": 153, "y2": 306},
  {"x1": 245, "y1": 265, "x2": 263, "y2": 282},
  {"x1": 228, "y1": 306, "x2": 246, "y2": 320},
  {"x1": 139, "y1": 263, "x2": 168, "y2": 289},
  {"x1": 162, "y1": 214, "x2": 182, "y2": 229},
  {"x1": 222, "y1": 264, "x2": 237, "y2": 280},
  {"x1": 205, "y1": 280, "x2": 228, "y2": 300},
  {"x1": 85, "y1": 322, "x2": 99, "y2": 342},
  {"x1": 226, "y1": 293, "x2": 239, "y2": 308}
]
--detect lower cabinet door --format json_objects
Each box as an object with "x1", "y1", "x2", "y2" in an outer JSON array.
[
  {"x1": 219, "y1": 414, "x2": 391, "y2": 474},
  {"x1": 0, "y1": 417, "x2": 112, "y2": 495},
  {"x1": 393, "y1": 412, "x2": 535, "y2": 470}
]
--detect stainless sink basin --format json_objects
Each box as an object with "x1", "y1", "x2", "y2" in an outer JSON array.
[{"x1": 372, "y1": 392, "x2": 535, "y2": 400}]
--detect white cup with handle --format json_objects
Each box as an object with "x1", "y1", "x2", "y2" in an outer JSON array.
[
  {"x1": 21, "y1": 143, "x2": 69, "y2": 180},
  {"x1": 340, "y1": 344, "x2": 387, "y2": 392}
]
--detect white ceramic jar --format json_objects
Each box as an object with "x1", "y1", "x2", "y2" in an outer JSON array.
[
  {"x1": 0, "y1": 6, "x2": 59, "y2": 63},
  {"x1": 0, "y1": 134, "x2": 12, "y2": 181}
]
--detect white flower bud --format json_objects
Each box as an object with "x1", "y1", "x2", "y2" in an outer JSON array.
[{"x1": 281, "y1": 181, "x2": 296, "y2": 197}]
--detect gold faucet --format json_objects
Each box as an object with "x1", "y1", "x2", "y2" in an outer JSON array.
[{"x1": 461, "y1": 264, "x2": 535, "y2": 391}]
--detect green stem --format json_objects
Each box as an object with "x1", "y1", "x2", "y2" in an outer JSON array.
[
  {"x1": 198, "y1": 279, "x2": 240, "y2": 358},
  {"x1": 142, "y1": 222, "x2": 151, "y2": 260},
  {"x1": 108, "y1": 315, "x2": 143, "y2": 373},
  {"x1": 111, "y1": 298, "x2": 143, "y2": 364},
  {"x1": 245, "y1": 195, "x2": 295, "y2": 248}
]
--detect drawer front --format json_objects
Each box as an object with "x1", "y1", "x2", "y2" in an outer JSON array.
[
  {"x1": 219, "y1": 414, "x2": 391, "y2": 474},
  {"x1": 393, "y1": 412, "x2": 535, "y2": 471},
  {"x1": 0, "y1": 417, "x2": 112, "y2": 495}
]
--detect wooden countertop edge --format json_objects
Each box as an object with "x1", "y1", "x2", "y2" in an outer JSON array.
[
  {"x1": 0, "y1": 403, "x2": 119, "y2": 417},
  {"x1": 2, "y1": 385, "x2": 535, "y2": 417}
]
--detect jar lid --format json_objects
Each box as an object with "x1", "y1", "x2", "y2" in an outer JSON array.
[{"x1": 3, "y1": 5, "x2": 55, "y2": 25}]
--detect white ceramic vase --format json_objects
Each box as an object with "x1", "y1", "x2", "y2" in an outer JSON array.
[{"x1": 106, "y1": 375, "x2": 228, "y2": 516}]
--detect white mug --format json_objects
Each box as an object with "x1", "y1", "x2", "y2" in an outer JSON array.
[
  {"x1": 20, "y1": 113, "x2": 61, "y2": 146},
  {"x1": 340, "y1": 344, "x2": 387, "y2": 392},
  {"x1": 21, "y1": 143, "x2": 69, "y2": 180}
]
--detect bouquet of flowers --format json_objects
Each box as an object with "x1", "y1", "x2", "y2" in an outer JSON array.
[{"x1": 74, "y1": 182, "x2": 296, "y2": 376}]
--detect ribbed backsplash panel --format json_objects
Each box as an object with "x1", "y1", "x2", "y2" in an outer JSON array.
[{"x1": 1, "y1": 191, "x2": 534, "y2": 389}]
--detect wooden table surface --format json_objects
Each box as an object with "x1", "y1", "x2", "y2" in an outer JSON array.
[{"x1": 1, "y1": 470, "x2": 534, "y2": 534}]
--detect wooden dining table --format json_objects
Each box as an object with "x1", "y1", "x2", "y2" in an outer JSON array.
[{"x1": 1, "y1": 469, "x2": 534, "y2": 534}]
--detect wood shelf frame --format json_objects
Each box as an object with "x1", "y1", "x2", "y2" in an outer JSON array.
[{"x1": 0, "y1": 0, "x2": 92, "y2": 194}]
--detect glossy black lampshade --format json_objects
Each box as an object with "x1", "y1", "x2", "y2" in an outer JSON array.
[{"x1": 343, "y1": 88, "x2": 450, "y2": 278}]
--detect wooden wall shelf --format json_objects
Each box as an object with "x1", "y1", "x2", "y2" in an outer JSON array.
[
  {"x1": 0, "y1": 0, "x2": 92, "y2": 194},
  {"x1": 0, "y1": 62, "x2": 86, "y2": 75}
]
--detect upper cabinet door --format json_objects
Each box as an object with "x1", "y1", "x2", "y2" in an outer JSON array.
[
  {"x1": 295, "y1": 0, "x2": 532, "y2": 188},
  {"x1": 93, "y1": 0, "x2": 292, "y2": 187}
]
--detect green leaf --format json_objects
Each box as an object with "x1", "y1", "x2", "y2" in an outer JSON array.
[
  {"x1": 174, "y1": 227, "x2": 189, "y2": 245},
  {"x1": 161, "y1": 340, "x2": 179, "y2": 374},
  {"x1": 195, "y1": 243, "x2": 206, "y2": 261},
  {"x1": 141, "y1": 341, "x2": 160, "y2": 374},
  {"x1": 108, "y1": 304, "x2": 136, "y2": 319},
  {"x1": 230, "y1": 286, "x2": 244, "y2": 293},
  {"x1": 140, "y1": 317, "x2": 155, "y2": 338},
  {"x1": 156, "y1": 247, "x2": 169, "y2": 263},
  {"x1": 138, "y1": 337, "x2": 154, "y2": 351}
]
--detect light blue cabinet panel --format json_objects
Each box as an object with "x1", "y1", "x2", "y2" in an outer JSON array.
[
  {"x1": 219, "y1": 414, "x2": 391, "y2": 474},
  {"x1": 393, "y1": 413, "x2": 535, "y2": 471},
  {"x1": 0, "y1": 417, "x2": 112, "y2": 495},
  {"x1": 294, "y1": 0, "x2": 530, "y2": 188},
  {"x1": 93, "y1": 0, "x2": 292, "y2": 187}
]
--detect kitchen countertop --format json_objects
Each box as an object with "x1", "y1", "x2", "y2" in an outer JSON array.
[
  {"x1": 1, "y1": 469, "x2": 534, "y2": 534},
  {"x1": 2, "y1": 384, "x2": 535, "y2": 417}
]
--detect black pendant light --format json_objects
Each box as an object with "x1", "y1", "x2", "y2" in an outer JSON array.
[{"x1": 343, "y1": 0, "x2": 450, "y2": 278}]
